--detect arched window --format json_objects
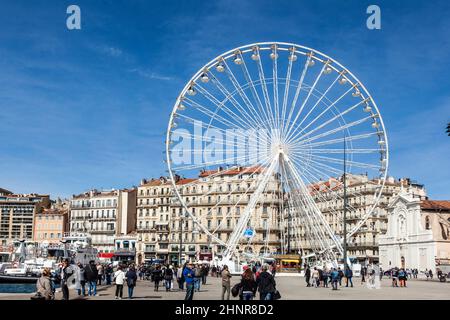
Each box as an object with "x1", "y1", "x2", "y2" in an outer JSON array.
[{"x1": 425, "y1": 216, "x2": 430, "y2": 230}]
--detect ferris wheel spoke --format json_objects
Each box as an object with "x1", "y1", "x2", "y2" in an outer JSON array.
[
  {"x1": 287, "y1": 97, "x2": 369, "y2": 144},
  {"x1": 280, "y1": 48, "x2": 295, "y2": 134},
  {"x1": 182, "y1": 98, "x2": 251, "y2": 131},
  {"x1": 294, "y1": 115, "x2": 374, "y2": 147},
  {"x1": 174, "y1": 161, "x2": 271, "y2": 193},
  {"x1": 299, "y1": 132, "x2": 381, "y2": 149},
  {"x1": 170, "y1": 151, "x2": 265, "y2": 172},
  {"x1": 272, "y1": 45, "x2": 281, "y2": 133},
  {"x1": 285, "y1": 54, "x2": 312, "y2": 133},
  {"x1": 206, "y1": 160, "x2": 274, "y2": 236},
  {"x1": 238, "y1": 52, "x2": 274, "y2": 131},
  {"x1": 175, "y1": 113, "x2": 254, "y2": 147},
  {"x1": 291, "y1": 158, "x2": 362, "y2": 214},
  {"x1": 207, "y1": 69, "x2": 267, "y2": 130},
  {"x1": 290, "y1": 147, "x2": 381, "y2": 154},
  {"x1": 307, "y1": 154, "x2": 380, "y2": 171},
  {"x1": 281, "y1": 159, "x2": 331, "y2": 253},
  {"x1": 254, "y1": 47, "x2": 278, "y2": 135},
  {"x1": 284, "y1": 157, "x2": 343, "y2": 256},
  {"x1": 283, "y1": 168, "x2": 331, "y2": 254},
  {"x1": 194, "y1": 83, "x2": 262, "y2": 131},
  {"x1": 294, "y1": 74, "x2": 341, "y2": 132},
  {"x1": 281, "y1": 161, "x2": 325, "y2": 253},
  {"x1": 289, "y1": 153, "x2": 342, "y2": 177},
  {"x1": 224, "y1": 156, "x2": 278, "y2": 260},
  {"x1": 284, "y1": 63, "x2": 327, "y2": 139},
  {"x1": 169, "y1": 130, "x2": 254, "y2": 152},
  {"x1": 287, "y1": 86, "x2": 354, "y2": 142}
]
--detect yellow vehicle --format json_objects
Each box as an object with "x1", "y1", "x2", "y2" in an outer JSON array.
[{"x1": 274, "y1": 255, "x2": 302, "y2": 273}]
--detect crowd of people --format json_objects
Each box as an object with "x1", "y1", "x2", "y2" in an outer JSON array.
[
  {"x1": 304, "y1": 265, "x2": 354, "y2": 290},
  {"x1": 32, "y1": 258, "x2": 448, "y2": 300}
]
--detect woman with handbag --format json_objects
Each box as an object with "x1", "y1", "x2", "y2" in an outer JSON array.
[
  {"x1": 33, "y1": 268, "x2": 53, "y2": 300},
  {"x1": 239, "y1": 268, "x2": 257, "y2": 300},
  {"x1": 113, "y1": 266, "x2": 126, "y2": 299}
]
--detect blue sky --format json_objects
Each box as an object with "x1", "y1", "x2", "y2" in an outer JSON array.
[{"x1": 0, "y1": 0, "x2": 449, "y2": 199}]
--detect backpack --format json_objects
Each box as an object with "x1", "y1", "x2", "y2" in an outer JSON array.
[
  {"x1": 231, "y1": 283, "x2": 241, "y2": 297},
  {"x1": 195, "y1": 268, "x2": 202, "y2": 277}
]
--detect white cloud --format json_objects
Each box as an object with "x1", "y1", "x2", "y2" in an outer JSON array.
[{"x1": 129, "y1": 68, "x2": 174, "y2": 81}]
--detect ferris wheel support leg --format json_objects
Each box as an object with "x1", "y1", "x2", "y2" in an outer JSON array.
[
  {"x1": 283, "y1": 154, "x2": 344, "y2": 262},
  {"x1": 223, "y1": 157, "x2": 278, "y2": 261}
]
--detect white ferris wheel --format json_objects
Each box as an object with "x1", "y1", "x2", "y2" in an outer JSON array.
[{"x1": 166, "y1": 42, "x2": 388, "y2": 266}]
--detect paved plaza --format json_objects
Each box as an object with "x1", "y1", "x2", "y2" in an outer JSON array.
[{"x1": 0, "y1": 275, "x2": 448, "y2": 300}]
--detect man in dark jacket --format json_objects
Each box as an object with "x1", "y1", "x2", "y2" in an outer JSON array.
[
  {"x1": 105, "y1": 264, "x2": 113, "y2": 285},
  {"x1": 126, "y1": 265, "x2": 138, "y2": 299},
  {"x1": 305, "y1": 265, "x2": 311, "y2": 287},
  {"x1": 256, "y1": 264, "x2": 276, "y2": 300},
  {"x1": 84, "y1": 260, "x2": 99, "y2": 296},
  {"x1": 60, "y1": 259, "x2": 73, "y2": 300},
  {"x1": 345, "y1": 267, "x2": 353, "y2": 287}
]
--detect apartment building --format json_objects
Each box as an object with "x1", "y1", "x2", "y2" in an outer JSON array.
[
  {"x1": 169, "y1": 167, "x2": 282, "y2": 265},
  {"x1": 69, "y1": 188, "x2": 136, "y2": 254},
  {"x1": 0, "y1": 188, "x2": 51, "y2": 245},
  {"x1": 284, "y1": 175, "x2": 427, "y2": 263}
]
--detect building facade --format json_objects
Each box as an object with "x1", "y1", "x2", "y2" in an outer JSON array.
[
  {"x1": 33, "y1": 208, "x2": 68, "y2": 244},
  {"x1": 284, "y1": 175, "x2": 427, "y2": 263},
  {"x1": 170, "y1": 167, "x2": 281, "y2": 265},
  {"x1": 0, "y1": 188, "x2": 51, "y2": 245},
  {"x1": 379, "y1": 194, "x2": 450, "y2": 272},
  {"x1": 69, "y1": 189, "x2": 136, "y2": 254},
  {"x1": 136, "y1": 178, "x2": 175, "y2": 264},
  {"x1": 136, "y1": 167, "x2": 282, "y2": 265}
]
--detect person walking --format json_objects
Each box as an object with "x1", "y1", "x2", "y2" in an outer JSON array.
[
  {"x1": 152, "y1": 265, "x2": 163, "y2": 292},
  {"x1": 177, "y1": 263, "x2": 186, "y2": 291},
  {"x1": 271, "y1": 264, "x2": 277, "y2": 278},
  {"x1": 337, "y1": 267, "x2": 344, "y2": 287},
  {"x1": 97, "y1": 263, "x2": 104, "y2": 286},
  {"x1": 330, "y1": 268, "x2": 339, "y2": 290},
  {"x1": 361, "y1": 266, "x2": 366, "y2": 284},
  {"x1": 305, "y1": 265, "x2": 311, "y2": 287},
  {"x1": 105, "y1": 264, "x2": 113, "y2": 285},
  {"x1": 312, "y1": 267, "x2": 320, "y2": 288},
  {"x1": 126, "y1": 265, "x2": 138, "y2": 299},
  {"x1": 345, "y1": 266, "x2": 353, "y2": 287},
  {"x1": 84, "y1": 260, "x2": 98, "y2": 296},
  {"x1": 256, "y1": 264, "x2": 276, "y2": 300},
  {"x1": 322, "y1": 268, "x2": 329, "y2": 288},
  {"x1": 164, "y1": 265, "x2": 174, "y2": 292},
  {"x1": 113, "y1": 266, "x2": 126, "y2": 299},
  {"x1": 59, "y1": 259, "x2": 73, "y2": 300},
  {"x1": 77, "y1": 262, "x2": 86, "y2": 296},
  {"x1": 398, "y1": 268, "x2": 407, "y2": 287},
  {"x1": 221, "y1": 265, "x2": 232, "y2": 300},
  {"x1": 35, "y1": 268, "x2": 54, "y2": 300},
  {"x1": 240, "y1": 268, "x2": 257, "y2": 300},
  {"x1": 201, "y1": 264, "x2": 208, "y2": 285},
  {"x1": 194, "y1": 264, "x2": 202, "y2": 292},
  {"x1": 429, "y1": 269, "x2": 433, "y2": 280},
  {"x1": 391, "y1": 268, "x2": 399, "y2": 287},
  {"x1": 183, "y1": 262, "x2": 196, "y2": 300}
]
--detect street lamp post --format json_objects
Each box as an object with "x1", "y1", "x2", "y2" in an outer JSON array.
[
  {"x1": 343, "y1": 135, "x2": 348, "y2": 269},
  {"x1": 179, "y1": 213, "x2": 183, "y2": 266}
]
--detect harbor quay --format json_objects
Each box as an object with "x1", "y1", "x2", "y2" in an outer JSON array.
[{"x1": 0, "y1": 274, "x2": 448, "y2": 300}]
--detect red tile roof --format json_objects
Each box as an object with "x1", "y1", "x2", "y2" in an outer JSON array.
[
  {"x1": 420, "y1": 200, "x2": 450, "y2": 211},
  {"x1": 199, "y1": 166, "x2": 264, "y2": 178}
]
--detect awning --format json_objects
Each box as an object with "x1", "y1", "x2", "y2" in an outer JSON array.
[{"x1": 98, "y1": 253, "x2": 114, "y2": 258}]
